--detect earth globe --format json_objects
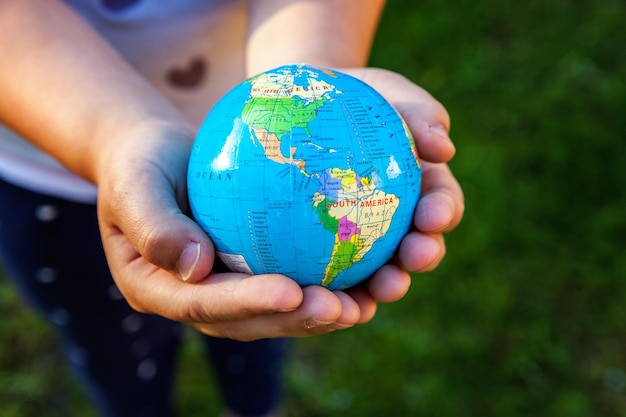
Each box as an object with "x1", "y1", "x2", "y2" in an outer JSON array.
[{"x1": 187, "y1": 64, "x2": 421, "y2": 290}]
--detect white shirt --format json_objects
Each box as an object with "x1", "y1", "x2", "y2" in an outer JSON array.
[{"x1": 0, "y1": 0, "x2": 247, "y2": 203}]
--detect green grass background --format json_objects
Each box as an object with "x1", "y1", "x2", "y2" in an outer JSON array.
[{"x1": 1, "y1": 0, "x2": 625, "y2": 415}]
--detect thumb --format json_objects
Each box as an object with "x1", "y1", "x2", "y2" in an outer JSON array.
[{"x1": 98, "y1": 166, "x2": 214, "y2": 283}]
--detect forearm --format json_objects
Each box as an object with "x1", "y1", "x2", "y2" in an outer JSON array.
[
  {"x1": 246, "y1": 0, "x2": 385, "y2": 75},
  {"x1": 0, "y1": 0, "x2": 189, "y2": 184}
]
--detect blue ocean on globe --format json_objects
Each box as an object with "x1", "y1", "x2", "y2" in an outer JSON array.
[{"x1": 187, "y1": 64, "x2": 421, "y2": 290}]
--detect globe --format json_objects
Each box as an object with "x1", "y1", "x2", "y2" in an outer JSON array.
[{"x1": 187, "y1": 64, "x2": 422, "y2": 290}]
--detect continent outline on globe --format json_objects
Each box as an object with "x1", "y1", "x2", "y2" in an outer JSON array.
[{"x1": 188, "y1": 64, "x2": 422, "y2": 290}]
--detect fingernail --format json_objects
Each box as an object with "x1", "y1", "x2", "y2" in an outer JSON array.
[
  {"x1": 303, "y1": 319, "x2": 353, "y2": 331},
  {"x1": 329, "y1": 323, "x2": 354, "y2": 330},
  {"x1": 177, "y1": 242, "x2": 200, "y2": 281},
  {"x1": 304, "y1": 319, "x2": 333, "y2": 329},
  {"x1": 430, "y1": 125, "x2": 454, "y2": 145}
]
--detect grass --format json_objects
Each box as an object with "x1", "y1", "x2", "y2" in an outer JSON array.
[{"x1": 1, "y1": 0, "x2": 625, "y2": 415}]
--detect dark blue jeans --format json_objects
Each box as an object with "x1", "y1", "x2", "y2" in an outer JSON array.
[{"x1": 0, "y1": 178, "x2": 287, "y2": 417}]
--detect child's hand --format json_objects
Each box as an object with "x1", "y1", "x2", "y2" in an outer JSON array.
[
  {"x1": 96, "y1": 122, "x2": 364, "y2": 341},
  {"x1": 338, "y1": 68, "x2": 465, "y2": 318}
]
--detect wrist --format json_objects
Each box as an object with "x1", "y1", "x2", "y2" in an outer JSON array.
[
  {"x1": 89, "y1": 118, "x2": 196, "y2": 188},
  {"x1": 245, "y1": 0, "x2": 385, "y2": 77}
]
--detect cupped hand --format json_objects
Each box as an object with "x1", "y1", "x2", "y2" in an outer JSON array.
[
  {"x1": 96, "y1": 121, "x2": 365, "y2": 341},
  {"x1": 340, "y1": 68, "x2": 465, "y2": 313}
]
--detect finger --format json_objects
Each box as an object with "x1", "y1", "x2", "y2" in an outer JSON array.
[
  {"x1": 193, "y1": 285, "x2": 356, "y2": 341},
  {"x1": 390, "y1": 87, "x2": 455, "y2": 164},
  {"x1": 415, "y1": 161, "x2": 465, "y2": 233},
  {"x1": 397, "y1": 231, "x2": 446, "y2": 273},
  {"x1": 98, "y1": 164, "x2": 214, "y2": 283},
  {"x1": 330, "y1": 290, "x2": 361, "y2": 329},
  {"x1": 395, "y1": 98, "x2": 455, "y2": 164},
  {"x1": 345, "y1": 285, "x2": 378, "y2": 323},
  {"x1": 367, "y1": 263, "x2": 412, "y2": 303},
  {"x1": 101, "y1": 234, "x2": 304, "y2": 321}
]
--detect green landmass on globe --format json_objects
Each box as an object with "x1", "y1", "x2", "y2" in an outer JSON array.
[{"x1": 188, "y1": 64, "x2": 422, "y2": 290}]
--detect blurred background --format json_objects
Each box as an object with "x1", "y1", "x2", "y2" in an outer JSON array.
[{"x1": 1, "y1": 0, "x2": 625, "y2": 415}]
